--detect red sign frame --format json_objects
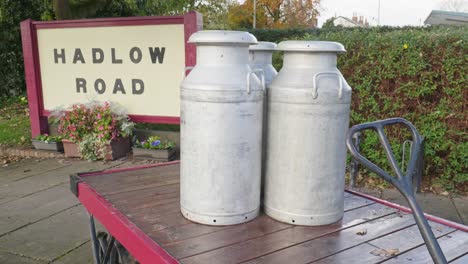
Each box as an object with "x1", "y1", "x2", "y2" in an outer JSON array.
[{"x1": 20, "y1": 12, "x2": 202, "y2": 137}]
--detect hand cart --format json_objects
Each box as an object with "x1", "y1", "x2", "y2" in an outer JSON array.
[{"x1": 70, "y1": 119, "x2": 468, "y2": 264}]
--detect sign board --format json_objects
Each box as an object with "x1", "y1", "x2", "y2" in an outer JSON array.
[{"x1": 21, "y1": 12, "x2": 202, "y2": 137}]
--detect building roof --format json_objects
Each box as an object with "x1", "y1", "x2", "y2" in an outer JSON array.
[
  {"x1": 424, "y1": 10, "x2": 468, "y2": 25},
  {"x1": 332, "y1": 16, "x2": 363, "y2": 27}
]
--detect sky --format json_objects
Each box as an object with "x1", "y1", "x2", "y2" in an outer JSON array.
[{"x1": 317, "y1": 0, "x2": 453, "y2": 27}]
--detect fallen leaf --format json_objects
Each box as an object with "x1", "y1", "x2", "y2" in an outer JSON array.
[
  {"x1": 370, "y1": 248, "x2": 399, "y2": 257},
  {"x1": 356, "y1": 229, "x2": 367, "y2": 235}
]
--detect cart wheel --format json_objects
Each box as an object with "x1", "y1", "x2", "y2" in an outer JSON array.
[
  {"x1": 96, "y1": 232, "x2": 138, "y2": 264},
  {"x1": 97, "y1": 232, "x2": 109, "y2": 261},
  {"x1": 115, "y1": 241, "x2": 139, "y2": 264}
]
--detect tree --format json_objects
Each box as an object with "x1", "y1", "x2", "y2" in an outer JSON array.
[
  {"x1": 196, "y1": 0, "x2": 235, "y2": 29},
  {"x1": 321, "y1": 17, "x2": 335, "y2": 29},
  {"x1": 52, "y1": 0, "x2": 138, "y2": 19},
  {"x1": 438, "y1": 0, "x2": 468, "y2": 12},
  {"x1": 227, "y1": 0, "x2": 321, "y2": 29}
]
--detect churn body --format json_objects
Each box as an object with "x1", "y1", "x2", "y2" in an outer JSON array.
[
  {"x1": 249, "y1": 41, "x2": 278, "y2": 195},
  {"x1": 264, "y1": 41, "x2": 352, "y2": 226},
  {"x1": 180, "y1": 31, "x2": 264, "y2": 226}
]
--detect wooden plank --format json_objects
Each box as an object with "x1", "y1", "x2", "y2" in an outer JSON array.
[
  {"x1": 104, "y1": 183, "x2": 179, "y2": 203},
  {"x1": 147, "y1": 195, "x2": 376, "y2": 254},
  {"x1": 450, "y1": 253, "x2": 468, "y2": 264},
  {"x1": 115, "y1": 192, "x2": 180, "y2": 214},
  {"x1": 178, "y1": 203, "x2": 397, "y2": 264},
  {"x1": 381, "y1": 231, "x2": 468, "y2": 263},
  {"x1": 83, "y1": 164, "x2": 180, "y2": 187},
  {"x1": 165, "y1": 215, "x2": 291, "y2": 259},
  {"x1": 133, "y1": 211, "x2": 192, "y2": 232},
  {"x1": 241, "y1": 213, "x2": 415, "y2": 264},
  {"x1": 312, "y1": 221, "x2": 455, "y2": 264},
  {"x1": 150, "y1": 222, "x2": 230, "y2": 246},
  {"x1": 344, "y1": 195, "x2": 375, "y2": 211},
  {"x1": 124, "y1": 201, "x2": 181, "y2": 219}
]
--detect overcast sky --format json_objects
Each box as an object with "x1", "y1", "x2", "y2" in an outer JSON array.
[{"x1": 317, "y1": 0, "x2": 452, "y2": 27}]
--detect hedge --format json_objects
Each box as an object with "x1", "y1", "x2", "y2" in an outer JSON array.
[{"x1": 250, "y1": 26, "x2": 467, "y2": 190}]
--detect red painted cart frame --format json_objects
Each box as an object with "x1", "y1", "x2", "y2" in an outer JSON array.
[
  {"x1": 20, "y1": 12, "x2": 202, "y2": 137},
  {"x1": 71, "y1": 161, "x2": 468, "y2": 264}
]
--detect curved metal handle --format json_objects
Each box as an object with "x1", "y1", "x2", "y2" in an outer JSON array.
[
  {"x1": 312, "y1": 71, "x2": 344, "y2": 99},
  {"x1": 247, "y1": 69, "x2": 265, "y2": 94},
  {"x1": 346, "y1": 118, "x2": 447, "y2": 264}
]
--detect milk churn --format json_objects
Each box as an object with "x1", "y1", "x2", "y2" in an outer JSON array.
[
  {"x1": 180, "y1": 31, "x2": 264, "y2": 226},
  {"x1": 264, "y1": 41, "x2": 351, "y2": 226},
  {"x1": 249, "y1": 41, "x2": 277, "y2": 194},
  {"x1": 249, "y1": 41, "x2": 278, "y2": 86}
]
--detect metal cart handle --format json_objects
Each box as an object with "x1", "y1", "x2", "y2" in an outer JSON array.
[{"x1": 346, "y1": 117, "x2": 447, "y2": 264}]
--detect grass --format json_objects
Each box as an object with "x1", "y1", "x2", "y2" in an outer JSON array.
[{"x1": 0, "y1": 96, "x2": 31, "y2": 147}]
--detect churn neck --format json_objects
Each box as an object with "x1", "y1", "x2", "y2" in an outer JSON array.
[
  {"x1": 278, "y1": 41, "x2": 345, "y2": 69},
  {"x1": 250, "y1": 50, "x2": 274, "y2": 65},
  {"x1": 249, "y1": 41, "x2": 277, "y2": 65},
  {"x1": 283, "y1": 52, "x2": 338, "y2": 68},
  {"x1": 189, "y1": 30, "x2": 258, "y2": 66}
]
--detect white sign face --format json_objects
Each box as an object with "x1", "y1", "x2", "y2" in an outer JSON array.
[{"x1": 37, "y1": 24, "x2": 185, "y2": 117}]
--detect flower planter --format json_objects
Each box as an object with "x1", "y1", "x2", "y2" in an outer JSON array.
[
  {"x1": 62, "y1": 140, "x2": 80, "y2": 157},
  {"x1": 104, "y1": 137, "x2": 131, "y2": 161},
  {"x1": 132, "y1": 147, "x2": 176, "y2": 161},
  {"x1": 32, "y1": 140, "x2": 64, "y2": 152}
]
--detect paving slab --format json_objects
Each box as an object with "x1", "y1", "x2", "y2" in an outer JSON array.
[
  {"x1": 0, "y1": 206, "x2": 90, "y2": 262},
  {"x1": 0, "y1": 249, "x2": 46, "y2": 264},
  {"x1": 0, "y1": 159, "x2": 125, "y2": 205},
  {"x1": 382, "y1": 189, "x2": 462, "y2": 223},
  {"x1": 0, "y1": 159, "x2": 67, "y2": 184},
  {"x1": 0, "y1": 183, "x2": 79, "y2": 236},
  {"x1": 452, "y1": 196, "x2": 468, "y2": 225},
  {"x1": 51, "y1": 241, "x2": 93, "y2": 264}
]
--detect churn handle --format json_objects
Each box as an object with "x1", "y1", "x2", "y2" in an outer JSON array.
[
  {"x1": 312, "y1": 71, "x2": 344, "y2": 99},
  {"x1": 247, "y1": 69, "x2": 266, "y2": 94},
  {"x1": 346, "y1": 118, "x2": 447, "y2": 264}
]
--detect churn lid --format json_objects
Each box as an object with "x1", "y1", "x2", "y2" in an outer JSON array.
[
  {"x1": 249, "y1": 41, "x2": 277, "y2": 51},
  {"x1": 189, "y1": 30, "x2": 257, "y2": 45},
  {"x1": 277, "y1": 41, "x2": 346, "y2": 53}
]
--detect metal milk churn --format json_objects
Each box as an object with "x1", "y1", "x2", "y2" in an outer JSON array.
[
  {"x1": 249, "y1": 41, "x2": 278, "y2": 86},
  {"x1": 180, "y1": 31, "x2": 264, "y2": 226},
  {"x1": 264, "y1": 41, "x2": 351, "y2": 226},
  {"x1": 249, "y1": 41, "x2": 277, "y2": 193}
]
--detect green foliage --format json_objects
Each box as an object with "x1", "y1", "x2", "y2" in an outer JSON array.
[
  {"x1": 321, "y1": 17, "x2": 335, "y2": 30},
  {"x1": 262, "y1": 26, "x2": 467, "y2": 190},
  {"x1": 77, "y1": 133, "x2": 108, "y2": 161},
  {"x1": 34, "y1": 134, "x2": 62, "y2": 143},
  {"x1": 134, "y1": 135, "x2": 175, "y2": 150},
  {"x1": 0, "y1": 0, "x2": 54, "y2": 97},
  {"x1": 134, "y1": 123, "x2": 180, "y2": 132}
]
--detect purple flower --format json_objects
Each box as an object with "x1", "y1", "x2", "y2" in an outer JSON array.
[{"x1": 151, "y1": 140, "x2": 161, "y2": 147}]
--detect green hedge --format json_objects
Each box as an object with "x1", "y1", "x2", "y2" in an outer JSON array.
[{"x1": 252, "y1": 26, "x2": 467, "y2": 190}]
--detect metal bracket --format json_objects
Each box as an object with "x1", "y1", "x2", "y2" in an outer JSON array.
[
  {"x1": 70, "y1": 174, "x2": 82, "y2": 197},
  {"x1": 346, "y1": 118, "x2": 447, "y2": 264}
]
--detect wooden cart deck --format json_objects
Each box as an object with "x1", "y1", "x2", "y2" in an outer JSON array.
[{"x1": 72, "y1": 162, "x2": 468, "y2": 264}]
